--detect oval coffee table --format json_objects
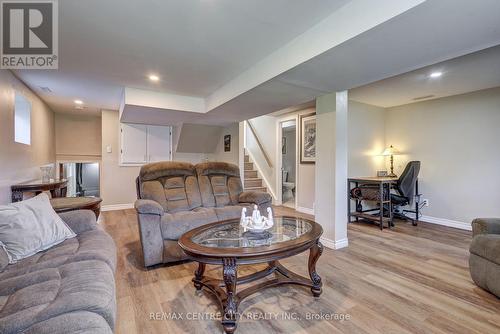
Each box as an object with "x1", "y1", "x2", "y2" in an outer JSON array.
[{"x1": 178, "y1": 216, "x2": 323, "y2": 334}]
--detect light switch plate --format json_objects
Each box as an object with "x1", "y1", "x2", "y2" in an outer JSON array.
[{"x1": 106, "y1": 145, "x2": 112, "y2": 153}]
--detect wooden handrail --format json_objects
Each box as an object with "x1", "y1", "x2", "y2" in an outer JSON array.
[{"x1": 246, "y1": 120, "x2": 273, "y2": 168}]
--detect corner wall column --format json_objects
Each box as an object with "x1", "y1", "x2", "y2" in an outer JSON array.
[{"x1": 315, "y1": 91, "x2": 348, "y2": 249}]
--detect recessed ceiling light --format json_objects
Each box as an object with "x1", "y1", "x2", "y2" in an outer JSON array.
[
  {"x1": 430, "y1": 72, "x2": 443, "y2": 78},
  {"x1": 148, "y1": 74, "x2": 160, "y2": 82},
  {"x1": 74, "y1": 99, "x2": 83, "y2": 105}
]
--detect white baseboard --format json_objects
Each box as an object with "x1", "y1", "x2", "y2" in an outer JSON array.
[
  {"x1": 101, "y1": 203, "x2": 134, "y2": 212},
  {"x1": 420, "y1": 215, "x2": 471, "y2": 231},
  {"x1": 320, "y1": 237, "x2": 348, "y2": 250},
  {"x1": 296, "y1": 206, "x2": 314, "y2": 215}
]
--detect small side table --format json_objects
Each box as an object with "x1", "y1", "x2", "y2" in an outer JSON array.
[
  {"x1": 50, "y1": 197, "x2": 102, "y2": 219},
  {"x1": 11, "y1": 179, "x2": 68, "y2": 202}
]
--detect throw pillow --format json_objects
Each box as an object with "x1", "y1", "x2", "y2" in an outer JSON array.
[{"x1": 0, "y1": 193, "x2": 76, "y2": 263}]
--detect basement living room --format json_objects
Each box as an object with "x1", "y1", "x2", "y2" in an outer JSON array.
[{"x1": 1, "y1": 1, "x2": 500, "y2": 334}]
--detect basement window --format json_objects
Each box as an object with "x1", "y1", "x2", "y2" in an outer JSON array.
[{"x1": 14, "y1": 93, "x2": 31, "y2": 145}]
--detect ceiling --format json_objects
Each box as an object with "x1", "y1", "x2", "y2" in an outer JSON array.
[
  {"x1": 12, "y1": 0, "x2": 500, "y2": 124},
  {"x1": 13, "y1": 0, "x2": 351, "y2": 115},
  {"x1": 349, "y1": 44, "x2": 500, "y2": 108}
]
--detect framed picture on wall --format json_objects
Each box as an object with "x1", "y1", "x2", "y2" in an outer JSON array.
[
  {"x1": 224, "y1": 134, "x2": 231, "y2": 152},
  {"x1": 282, "y1": 136, "x2": 287, "y2": 154},
  {"x1": 300, "y1": 113, "x2": 316, "y2": 164}
]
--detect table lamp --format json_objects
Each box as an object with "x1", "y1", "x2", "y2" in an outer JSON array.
[{"x1": 382, "y1": 145, "x2": 399, "y2": 177}]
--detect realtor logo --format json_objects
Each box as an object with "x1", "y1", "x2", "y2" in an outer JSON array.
[{"x1": 1, "y1": 0, "x2": 58, "y2": 69}]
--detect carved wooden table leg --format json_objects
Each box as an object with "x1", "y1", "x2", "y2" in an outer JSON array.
[
  {"x1": 222, "y1": 258, "x2": 238, "y2": 334},
  {"x1": 308, "y1": 240, "x2": 323, "y2": 297},
  {"x1": 11, "y1": 190, "x2": 23, "y2": 203},
  {"x1": 193, "y1": 262, "x2": 206, "y2": 291}
]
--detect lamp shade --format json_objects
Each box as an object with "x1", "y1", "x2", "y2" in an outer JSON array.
[{"x1": 382, "y1": 145, "x2": 399, "y2": 156}]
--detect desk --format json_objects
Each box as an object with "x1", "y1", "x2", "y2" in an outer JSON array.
[
  {"x1": 11, "y1": 179, "x2": 68, "y2": 202},
  {"x1": 348, "y1": 176, "x2": 397, "y2": 230}
]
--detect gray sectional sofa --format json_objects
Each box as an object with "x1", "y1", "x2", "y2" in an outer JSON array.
[
  {"x1": 0, "y1": 210, "x2": 116, "y2": 334},
  {"x1": 135, "y1": 161, "x2": 272, "y2": 266},
  {"x1": 469, "y1": 218, "x2": 500, "y2": 297}
]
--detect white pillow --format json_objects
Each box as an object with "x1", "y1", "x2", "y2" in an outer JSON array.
[{"x1": 0, "y1": 193, "x2": 76, "y2": 264}]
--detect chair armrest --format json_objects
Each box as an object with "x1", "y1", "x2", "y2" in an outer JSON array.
[
  {"x1": 135, "y1": 199, "x2": 164, "y2": 216},
  {"x1": 239, "y1": 191, "x2": 272, "y2": 205},
  {"x1": 472, "y1": 218, "x2": 500, "y2": 237},
  {"x1": 58, "y1": 210, "x2": 98, "y2": 234}
]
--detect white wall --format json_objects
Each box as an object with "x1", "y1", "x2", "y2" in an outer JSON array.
[
  {"x1": 0, "y1": 71, "x2": 56, "y2": 204},
  {"x1": 385, "y1": 87, "x2": 500, "y2": 224},
  {"x1": 248, "y1": 109, "x2": 316, "y2": 210},
  {"x1": 246, "y1": 115, "x2": 277, "y2": 197}
]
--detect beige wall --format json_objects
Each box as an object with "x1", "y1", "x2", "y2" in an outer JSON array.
[
  {"x1": 0, "y1": 71, "x2": 56, "y2": 204},
  {"x1": 348, "y1": 100, "x2": 386, "y2": 177},
  {"x1": 385, "y1": 87, "x2": 500, "y2": 223},
  {"x1": 55, "y1": 113, "x2": 102, "y2": 161},
  {"x1": 210, "y1": 123, "x2": 239, "y2": 165},
  {"x1": 101, "y1": 110, "x2": 140, "y2": 206},
  {"x1": 100, "y1": 112, "x2": 239, "y2": 206}
]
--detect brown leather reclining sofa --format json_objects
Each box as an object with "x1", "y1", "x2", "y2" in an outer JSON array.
[{"x1": 134, "y1": 161, "x2": 272, "y2": 266}]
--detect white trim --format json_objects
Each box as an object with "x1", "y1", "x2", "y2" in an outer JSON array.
[
  {"x1": 101, "y1": 203, "x2": 134, "y2": 212},
  {"x1": 320, "y1": 237, "x2": 349, "y2": 250},
  {"x1": 276, "y1": 115, "x2": 299, "y2": 209},
  {"x1": 420, "y1": 215, "x2": 471, "y2": 231},
  {"x1": 296, "y1": 206, "x2": 314, "y2": 215},
  {"x1": 246, "y1": 149, "x2": 277, "y2": 201}
]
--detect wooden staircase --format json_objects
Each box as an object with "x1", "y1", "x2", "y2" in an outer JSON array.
[{"x1": 243, "y1": 154, "x2": 268, "y2": 193}]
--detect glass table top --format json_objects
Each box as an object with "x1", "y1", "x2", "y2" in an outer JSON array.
[{"x1": 191, "y1": 217, "x2": 312, "y2": 248}]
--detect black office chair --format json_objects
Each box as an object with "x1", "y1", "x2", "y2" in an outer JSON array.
[{"x1": 390, "y1": 161, "x2": 421, "y2": 225}]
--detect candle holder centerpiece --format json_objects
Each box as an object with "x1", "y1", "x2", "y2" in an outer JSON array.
[{"x1": 240, "y1": 205, "x2": 274, "y2": 233}]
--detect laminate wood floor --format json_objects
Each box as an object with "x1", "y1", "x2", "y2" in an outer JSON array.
[{"x1": 100, "y1": 207, "x2": 500, "y2": 334}]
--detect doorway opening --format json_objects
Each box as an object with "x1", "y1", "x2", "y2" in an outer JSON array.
[
  {"x1": 281, "y1": 120, "x2": 296, "y2": 208},
  {"x1": 59, "y1": 162, "x2": 100, "y2": 197}
]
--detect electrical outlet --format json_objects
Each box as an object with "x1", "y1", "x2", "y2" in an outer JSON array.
[{"x1": 422, "y1": 199, "x2": 429, "y2": 207}]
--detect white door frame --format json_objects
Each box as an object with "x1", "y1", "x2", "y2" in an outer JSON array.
[{"x1": 275, "y1": 116, "x2": 298, "y2": 208}]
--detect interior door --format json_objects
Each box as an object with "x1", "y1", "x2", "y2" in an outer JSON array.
[
  {"x1": 147, "y1": 125, "x2": 171, "y2": 162},
  {"x1": 121, "y1": 123, "x2": 147, "y2": 164}
]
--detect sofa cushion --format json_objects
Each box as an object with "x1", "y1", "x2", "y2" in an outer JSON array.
[
  {"x1": 0, "y1": 248, "x2": 8, "y2": 272},
  {"x1": 0, "y1": 260, "x2": 115, "y2": 333},
  {"x1": 470, "y1": 234, "x2": 500, "y2": 265},
  {"x1": 214, "y1": 204, "x2": 253, "y2": 222},
  {"x1": 195, "y1": 162, "x2": 244, "y2": 208},
  {"x1": 21, "y1": 311, "x2": 113, "y2": 334},
  {"x1": 139, "y1": 162, "x2": 203, "y2": 213},
  {"x1": 0, "y1": 193, "x2": 76, "y2": 263},
  {"x1": 160, "y1": 208, "x2": 218, "y2": 240},
  {"x1": 139, "y1": 161, "x2": 195, "y2": 181},
  {"x1": 0, "y1": 230, "x2": 116, "y2": 279}
]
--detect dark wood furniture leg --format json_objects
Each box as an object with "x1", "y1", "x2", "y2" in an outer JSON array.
[
  {"x1": 379, "y1": 182, "x2": 384, "y2": 230},
  {"x1": 11, "y1": 190, "x2": 23, "y2": 203},
  {"x1": 222, "y1": 258, "x2": 238, "y2": 334},
  {"x1": 308, "y1": 240, "x2": 323, "y2": 297},
  {"x1": 193, "y1": 262, "x2": 206, "y2": 290}
]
